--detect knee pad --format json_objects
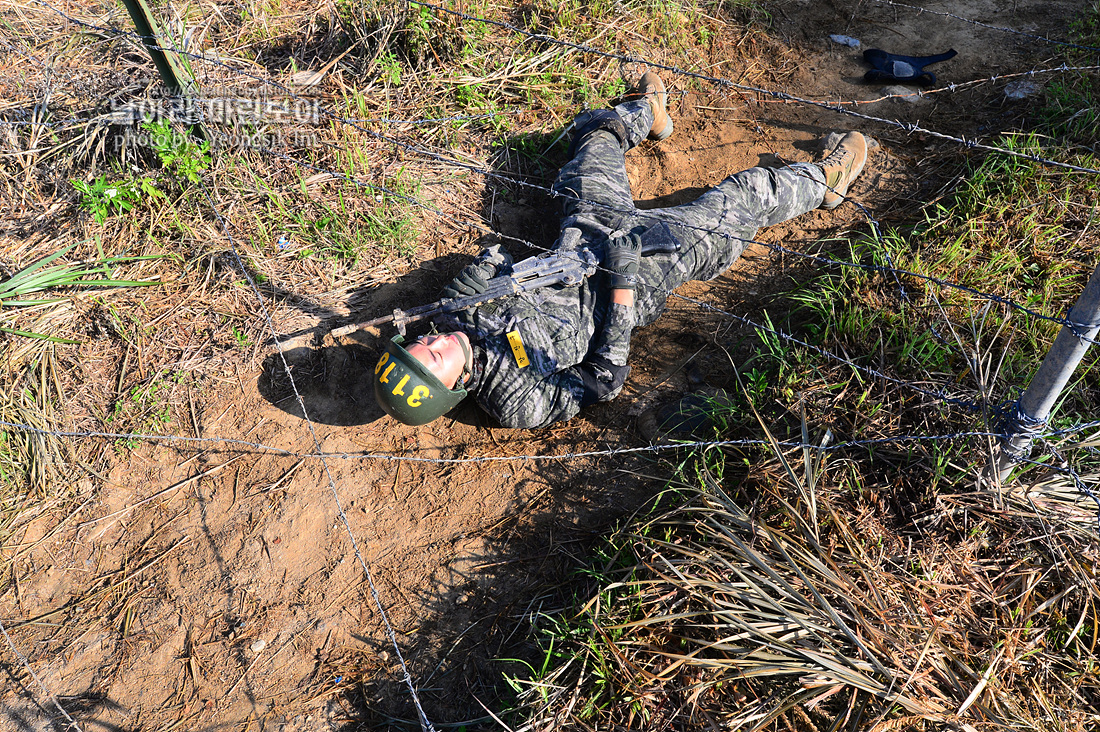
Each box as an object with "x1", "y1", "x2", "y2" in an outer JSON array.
[{"x1": 568, "y1": 109, "x2": 629, "y2": 159}]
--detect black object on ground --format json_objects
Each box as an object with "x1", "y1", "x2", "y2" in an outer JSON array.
[{"x1": 863, "y1": 48, "x2": 958, "y2": 86}]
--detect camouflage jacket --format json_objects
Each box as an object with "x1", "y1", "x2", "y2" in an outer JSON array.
[{"x1": 434, "y1": 226, "x2": 636, "y2": 429}]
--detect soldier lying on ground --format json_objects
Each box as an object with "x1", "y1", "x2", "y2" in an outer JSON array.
[{"x1": 372, "y1": 72, "x2": 869, "y2": 429}]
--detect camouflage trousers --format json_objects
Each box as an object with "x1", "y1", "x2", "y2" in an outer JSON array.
[{"x1": 553, "y1": 99, "x2": 828, "y2": 327}]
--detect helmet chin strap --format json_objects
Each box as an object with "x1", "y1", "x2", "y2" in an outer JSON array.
[{"x1": 457, "y1": 333, "x2": 473, "y2": 385}]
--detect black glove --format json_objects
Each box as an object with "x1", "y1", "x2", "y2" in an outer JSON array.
[
  {"x1": 442, "y1": 260, "x2": 495, "y2": 299},
  {"x1": 605, "y1": 231, "x2": 642, "y2": 291}
]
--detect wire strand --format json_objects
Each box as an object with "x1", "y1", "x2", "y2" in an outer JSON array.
[
  {"x1": 0, "y1": 616, "x2": 84, "y2": 732},
  {"x1": 198, "y1": 179, "x2": 436, "y2": 731}
]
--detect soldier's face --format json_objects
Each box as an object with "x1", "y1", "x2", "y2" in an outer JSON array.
[{"x1": 407, "y1": 332, "x2": 470, "y2": 389}]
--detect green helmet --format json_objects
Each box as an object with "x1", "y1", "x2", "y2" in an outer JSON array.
[{"x1": 373, "y1": 335, "x2": 468, "y2": 425}]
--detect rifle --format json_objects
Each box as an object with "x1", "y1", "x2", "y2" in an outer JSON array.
[{"x1": 331, "y1": 249, "x2": 599, "y2": 337}]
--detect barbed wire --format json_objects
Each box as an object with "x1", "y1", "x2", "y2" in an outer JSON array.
[
  {"x1": 761, "y1": 64, "x2": 1100, "y2": 106},
  {"x1": 1043, "y1": 418, "x2": 1100, "y2": 438},
  {"x1": 23, "y1": 0, "x2": 1100, "y2": 427},
  {"x1": 342, "y1": 120, "x2": 1100, "y2": 340},
  {"x1": 9, "y1": 12, "x2": 1098, "y2": 347},
  {"x1": 0, "y1": 117, "x2": 84, "y2": 128},
  {"x1": 342, "y1": 109, "x2": 528, "y2": 126},
  {"x1": 0, "y1": 416, "x2": 1049, "y2": 462},
  {"x1": 31, "y1": 0, "x2": 1100, "y2": 176},
  {"x1": 1015, "y1": 455, "x2": 1100, "y2": 533},
  {"x1": 0, "y1": 31, "x2": 60, "y2": 73},
  {"x1": 0, "y1": 616, "x2": 83, "y2": 732},
  {"x1": 25, "y1": 0, "x2": 1100, "y2": 191},
  {"x1": 18, "y1": 3, "x2": 1100, "y2": 340},
  {"x1": 879, "y1": 0, "x2": 1100, "y2": 53},
  {"x1": 9, "y1": 64, "x2": 1100, "y2": 123},
  {"x1": 222, "y1": 127, "x2": 1002, "y2": 413},
  {"x1": 12, "y1": 4, "x2": 1092, "y2": 420},
  {"x1": 382, "y1": 0, "x2": 1100, "y2": 175}
]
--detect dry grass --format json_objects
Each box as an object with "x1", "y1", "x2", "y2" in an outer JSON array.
[
  {"x1": 3, "y1": 0, "x2": 1100, "y2": 729},
  {"x1": 513, "y1": 445, "x2": 1100, "y2": 731}
]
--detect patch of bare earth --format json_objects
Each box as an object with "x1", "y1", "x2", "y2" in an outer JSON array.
[{"x1": 0, "y1": 0, "x2": 1084, "y2": 729}]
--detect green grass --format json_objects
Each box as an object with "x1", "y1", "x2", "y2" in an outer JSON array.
[
  {"x1": 252, "y1": 169, "x2": 421, "y2": 262},
  {"x1": 8, "y1": 0, "x2": 1100, "y2": 727},
  {"x1": 511, "y1": 443, "x2": 1100, "y2": 730},
  {"x1": 142, "y1": 118, "x2": 211, "y2": 185},
  {"x1": 71, "y1": 174, "x2": 163, "y2": 225},
  {"x1": 0, "y1": 243, "x2": 161, "y2": 341}
]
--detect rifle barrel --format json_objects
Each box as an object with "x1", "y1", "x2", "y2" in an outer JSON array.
[{"x1": 330, "y1": 251, "x2": 594, "y2": 337}]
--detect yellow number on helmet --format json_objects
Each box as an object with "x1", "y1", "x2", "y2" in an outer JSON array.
[
  {"x1": 379, "y1": 362, "x2": 396, "y2": 384},
  {"x1": 374, "y1": 351, "x2": 390, "y2": 374},
  {"x1": 407, "y1": 385, "x2": 431, "y2": 407}
]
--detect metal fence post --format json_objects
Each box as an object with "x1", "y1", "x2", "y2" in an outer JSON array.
[
  {"x1": 120, "y1": 0, "x2": 196, "y2": 95},
  {"x1": 120, "y1": 0, "x2": 207, "y2": 140},
  {"x1": 994, "y1": 260, "x2": 1100, "y2": 481}
]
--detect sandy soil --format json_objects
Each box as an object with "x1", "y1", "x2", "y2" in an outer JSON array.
[{"x1": 0, "y1": 0, "x2": 1083, "y2": 729}]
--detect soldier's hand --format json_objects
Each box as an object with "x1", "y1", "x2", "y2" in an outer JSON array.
[
  {"x1": 605, "y1": 232, "x2": 642, "y2": 291},
  {"x1": 443, "y1": 260, "x2": 495, "y2": 299}
]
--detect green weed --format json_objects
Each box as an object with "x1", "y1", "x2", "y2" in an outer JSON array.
[
  {"x1": 376, "y1": 50, "x2": 402, "y2": 86},
  {"x1": 257, "y1": 172, "x2": 420, "y2": 261},
  {"x1": 231, "y1": 325, "x2": 252, "y2": 348},
  {"x1": 0, "y1": 244, "x2": 161, "y2": 341},
  {"x1": 142, "y1": 118, "x2": 211, "y2": 184},
  {"x1": 71, "y1": 175, "x2": 161, "y2": 224}
]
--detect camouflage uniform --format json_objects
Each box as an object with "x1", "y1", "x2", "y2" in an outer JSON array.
[{"x1": 435, "y1": 100, "x2": 828, "y2": 428}]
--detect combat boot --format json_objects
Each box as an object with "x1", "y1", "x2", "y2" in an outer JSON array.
[
  {"x1": 636, "y1": 71, "x2": 673, "y2": 141},
  {"x1": 818, "y1": 131, "x2": 867, "y2": 209}
]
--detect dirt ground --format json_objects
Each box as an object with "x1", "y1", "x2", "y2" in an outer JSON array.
[{"x1": 0, "y1": 0, "x2": 1084, "y2": 729}]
